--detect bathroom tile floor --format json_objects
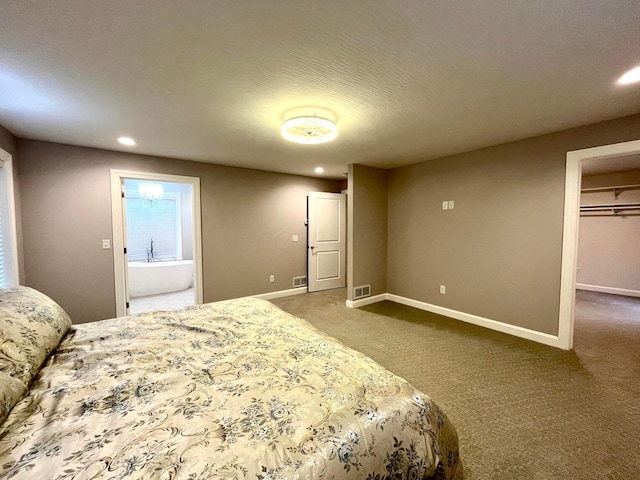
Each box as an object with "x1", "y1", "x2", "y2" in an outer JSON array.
[{"x1": 129, "y1": 288, "x2": 195, "y2": 315}]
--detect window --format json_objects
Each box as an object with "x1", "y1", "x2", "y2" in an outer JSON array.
[
  {"x1": 0, "y1": 149, "x2": 19, "y2": 288},
  {"x1": 125, "y1": 191, "x2": 182, "y2": 262}
]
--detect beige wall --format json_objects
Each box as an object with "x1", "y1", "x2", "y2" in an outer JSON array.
[
  {"x1": 0, "y1": 125, "x2": 24, "y2": 283},
  {"x1": 581, "y1": 170, "x2": 640, "y2": 189},
  {"x1": 348, "y1": 164, "x2": 388, "y2": 301},
  {"x1": 0, "y1": 125, "x2": 18, "y2": 158},
  {"x1": 577, "y1": 171, "x2": 640, "y2": 294},
  {"x1": 18, "y1": 139, "x2": 342, "y2": 323},
  {"x1": 386, "y1": 114, "x2": 640, "y2": 336}
]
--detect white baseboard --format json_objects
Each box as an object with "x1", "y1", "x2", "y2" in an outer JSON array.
[
  {"x1": 347, "y1": 292, "x2": 564, "y2": 349},
  {"x1": 576, "y1": 283, "x2": 640, "y2": 298},
  {"x1": 346, "y1": 293, "x2": 387, "y2": 309},
  {"x1": 253, "y1": 286, "x2": 308, "y2": 300}
]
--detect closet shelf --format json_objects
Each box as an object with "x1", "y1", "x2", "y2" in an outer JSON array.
[{"x1": 581, "y1": 184, "x2": 640, "y2": 199}]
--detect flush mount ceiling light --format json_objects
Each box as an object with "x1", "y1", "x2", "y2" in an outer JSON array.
[
  {"x1": 617, "y1": 66, "x2": 640, "y2": 85},
  {"x1": 281, "y1": 108, "x2": 338, "y2": 144},
  {"x1": 281, "y1": 116, "x2": 337, "y2": 144}
]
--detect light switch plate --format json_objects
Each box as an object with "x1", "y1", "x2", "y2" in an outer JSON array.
[
  {"x1": 102, "y1": 239, "x2": 111, "y2": 250},
  {"x1": 292, "y1": 234, "x2": 299, "y2": 242},
  {"x1": 442, "y1": 201, "x2": 448, "y2": 210},
  {"x1": 448, "y1": 200, "x2": 454, "y2": 209}
]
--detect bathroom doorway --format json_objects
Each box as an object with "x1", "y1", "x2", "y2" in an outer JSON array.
[{"x1": 110, "y1": 170, "x2": 203, "y2": 317}]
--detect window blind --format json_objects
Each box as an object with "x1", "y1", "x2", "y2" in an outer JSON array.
[
  {"x1": 0, "y1": 159, "x2": 16, "y2": 288},
  {"x1": 125, "y1": 193, "x2": 182, "y2": 262},
  {"x1": 0, "y1": 202, "x2": 5, "y2": 287}
]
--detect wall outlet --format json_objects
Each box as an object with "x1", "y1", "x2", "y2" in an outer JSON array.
[
  {"x1": 577, "y1": 267, "x2": 581, "y2": 275},
  {"x1": 292, "y1": 234, "x2": 299, "y2": 242},
  {"x1": 269, "y1": 275, "x2": 275, "y2": 283},
  {"x1": 440, "y1": 285, "x2": 446, "y2": 294}
]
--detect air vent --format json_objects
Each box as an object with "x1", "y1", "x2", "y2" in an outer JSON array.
[
  {"x1": 293, "y1": 275, "x2": 308, "y2": 287},
  {"x1": 354, "y1": 285, "x2": 371, "y2": 300}
]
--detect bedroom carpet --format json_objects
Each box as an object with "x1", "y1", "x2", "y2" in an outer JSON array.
[{"x1": 272, "y1": 289, "x2": 640, "y2": 480}]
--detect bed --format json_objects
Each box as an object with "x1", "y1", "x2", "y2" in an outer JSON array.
[{"x1": 0, "y1": 286, "x2": 458, "y2": 479}]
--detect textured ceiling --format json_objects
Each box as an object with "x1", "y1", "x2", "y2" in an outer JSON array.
[{"x1": 1, "y1": 1, "x2": 640, "y2": 178}]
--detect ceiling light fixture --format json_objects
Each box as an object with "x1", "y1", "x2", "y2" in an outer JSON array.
[
  {"x1": 281, "y1": 108, "x2": 338, "y2": 144},
  {"x1": 138, "y1": 182, "x2": 164, "y2": 205},
  {"x1": 118, "y1": 136, "x2": 136, "y2": 146},
  {"x1": 314, "y1": 167, "x2": 324, "y2": 174},
  {"x1": 616, "y1": 66, "x2": 640, "y2": 85}
]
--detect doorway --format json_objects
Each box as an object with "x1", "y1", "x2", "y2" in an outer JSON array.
[
  {"x1": 559, "y1": 139, "x2": 640, "y2": 349},
  {"x1": 110, "y1": 170, "x2": 203, "y2": 317},
  {"x1": 577, "y1": 157, "x2": 640, "y2": 296}
]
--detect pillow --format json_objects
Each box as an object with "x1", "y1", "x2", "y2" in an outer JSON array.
[
  {"x1": 0, "y1": 373, "x2": 26, "y2": 427},
  {"x1": 0, "y1": 286, "x2": 72, "y2": 425}
]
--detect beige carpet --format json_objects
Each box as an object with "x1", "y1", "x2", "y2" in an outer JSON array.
[{"x1": 272, "y1": 289, "x2": 640, "y2": 480}]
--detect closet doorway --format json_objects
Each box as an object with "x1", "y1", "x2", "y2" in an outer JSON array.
[
  {"x1": 110, "y1": 170, "x2": 203, "y2": 317},
  {"x1": 577, "y1": 156, "x2": 640, "y2": 296},
  {"x1": 559, "y1": 139, "x2": 640, "y2": 349}
]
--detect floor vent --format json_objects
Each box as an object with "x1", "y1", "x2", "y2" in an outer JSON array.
[
  {"x1": 293, "y1": 275, "x2": 308, "y2": 288},
  {"x1": 354, "y1": 285, "x2": 371, "y2": 300}
]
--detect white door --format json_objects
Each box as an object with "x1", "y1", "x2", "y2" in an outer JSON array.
[{"x1": 308, "y1": 192, "x2": 346, "y2": 292}]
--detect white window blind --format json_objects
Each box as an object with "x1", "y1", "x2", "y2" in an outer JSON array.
[
  {"x1": 0, "y1": 198, "x2": 6, "y2": 287},
  {"x1": 0, "y1": 151, "x2": 18, "y2": 288},
  {"x1": 125, "y1": 192, "x2": 182, "y2": 262}
]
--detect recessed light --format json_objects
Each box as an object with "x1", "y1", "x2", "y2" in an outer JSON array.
[
  {"x1": 314, "y1": 167, "x2": 324, "y2": 174},
  {"x1": 118, "y1": 136, "x2": 136, "y2": 146},
  {"x1": 616, "y1": 66, "x2": 640, "y2": 85}
]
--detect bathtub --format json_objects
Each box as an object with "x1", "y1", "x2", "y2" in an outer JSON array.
[{"x1": 128, "y1": 260, "x2": 194, "y2": 298}]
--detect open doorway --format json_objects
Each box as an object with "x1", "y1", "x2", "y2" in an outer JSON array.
[
  {"x1": 124, "y1": 179, "x2": 195, "y2": 313},
  {"x1": 559, "y1": 139, "x2": 640, "y2": 349},
  {"x1": 110, "y1": 170, "x2": 203, "y2": 317},
  {"x1": 577, "y1": 156, "x2": 640, "y2": 296},
  {"x1": 575, "y1": 155, "x2": 640, "y2": 349}
]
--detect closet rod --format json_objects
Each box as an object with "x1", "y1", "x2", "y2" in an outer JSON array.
[
  {"x1": 580, "y1": 212, "x2": 640, "y2": 217},
  {"x1": 580, "y1": 203, "x2": 640, "y2": 216},
  {"x1": 580, "y1": 203, "x2": 640, "y2": 210}
]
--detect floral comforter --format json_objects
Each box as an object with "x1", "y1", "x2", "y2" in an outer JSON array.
[{"x1": 0, "y1": 296, "x2": 458, "y2": 479}]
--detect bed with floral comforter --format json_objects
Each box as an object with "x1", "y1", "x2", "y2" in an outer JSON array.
[{"x1": 0, "y1": 286, "x2": 458, "y2": 479}]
